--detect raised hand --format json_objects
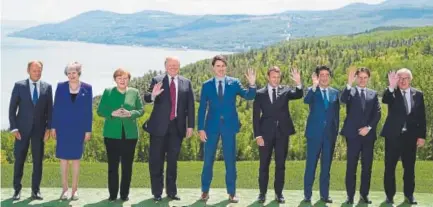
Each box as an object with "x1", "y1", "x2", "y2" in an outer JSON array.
[
  {"x1": 347, "y1": 67, "x2": 357, "y2": 86},
  {"x1": 290, "y1": 68, "x2": 302, "y2": 86},
  {"x1": 50, "y1": 129, "x2": 56, "y2": 140},
  {"x1": 312, "y1": 73, "x2": 319, "y2": 87},
  {"x1": 388, "y1": 71, "x2": 399, "y2": 89},
  {"x1": 245, "y1": 68, "x2": 256, "y2": 86},
  {"x1": 152, "y1": 82, "x2": 164, "y2": 97}
]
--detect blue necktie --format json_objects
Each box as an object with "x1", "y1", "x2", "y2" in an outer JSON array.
[
  {"x1": 32, "y1": 83, "x2": 38, "y2": 105},
  {"x1": 218, "y1": 80, "x2": 223, "y2": 99},
  {"x1": 323, "y1": 89, "x2": 329, "y2": 109}
]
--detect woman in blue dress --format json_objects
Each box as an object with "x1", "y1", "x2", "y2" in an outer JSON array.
[{"x1": 51, "y1": 62, "x2": 93, "y2": 200}]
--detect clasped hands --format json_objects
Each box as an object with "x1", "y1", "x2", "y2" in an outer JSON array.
[{"x1": 111, "y1": 108, "x2": 132, "y2": 118}]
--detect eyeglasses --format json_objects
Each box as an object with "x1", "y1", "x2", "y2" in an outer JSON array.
[{"x1": 399, "y1": 77, "x2": 411, "y2": 81}]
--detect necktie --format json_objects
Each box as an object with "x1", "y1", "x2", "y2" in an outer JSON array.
[
  {"x1": 32, "y1": 83, "x2": 38, "y2": 105},
  {"x1": 323, "y1": 89, "x2": 329, "y2": 109},
  {"x1": 402, "y1": 90, "x2": 410, "y2": 131},
  {"x1": 170, "y1": 77, "x2": 176, "y2": 120},
  {"x1": 402, "y1": 91, "x2": 410, "y2": 114},
  {"x1": 218, "y1": 80, "x2": 223, "y2": 99},
  {"x1": 272, "y1": 88, "x2": 277, "y2": 104},
  {"x1": 360, "y1": 89, "x2": 366, "y2": 110}
]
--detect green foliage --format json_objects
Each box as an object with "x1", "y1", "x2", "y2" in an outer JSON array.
[{"x1": 1, "y1": 26, "x2": 432, "y2": 162}]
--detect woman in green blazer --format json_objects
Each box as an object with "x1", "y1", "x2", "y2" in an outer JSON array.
[{"x1": 97, "y1": 68, "x2": 144, "y2": 202}]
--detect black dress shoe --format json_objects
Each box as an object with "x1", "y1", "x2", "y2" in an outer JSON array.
[
  {"x1": 321, "y1": 197, "x2": 333, "y2": 203},
  {"x1": 12, "y1": 190, "x2": 21, "y2": 200},
  {"x1": 31, "y1": 191, "x2": 43, "y2": 200},
  {"x1": 360, "y1": 195, "x2": 372, "y2": 204},
  {"x1": 345, "y1": 197, "x2": 354, "y2": 204},
  {"x1": 275, "y1": 194, "x2": 285, "y2": 203},
  {"x1": 303, "y1": 198, "x2": 311, "y2": 203},
  {"x1": 257, "y1": 193, "x2": 266, "y2": 203},
  {"x1": 386, "y1": 197, "x2": 394, "y2": 204},
  {"x1": 121, "y1": 196, "x2": 129, "y2": 201},
  {"x1": 153, "y1": 195, "x2": 162, "y2": 202},
  {"x1": 168, "y1": 194, "x2": 181, "y2": 200},
  {"x1": 406, "y1": 196, "x2": 418, "y2": 205}
]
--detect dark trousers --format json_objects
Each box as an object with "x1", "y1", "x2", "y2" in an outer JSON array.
[
  {"x1": 345, "y1": 136, "x2": 375, "y2": 199},
  {"x1": 384, "y1": 132, "x2": 417, "y2": 199},
  {"x1": 258, "y1": 130, "x2": 289, "y2": 196},
  {"x1": 104, "y1": 128, "x2": 137, "y2": 199},
  {"x1": 149, "y1": 119, "x2": 182, "y2": 196},
  {"x1": 13, "y1": 129, "x2": 44, "y2": 192}
]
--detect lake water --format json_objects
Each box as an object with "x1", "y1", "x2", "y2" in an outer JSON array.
[{"x1": 0, "y1": 28, "x2": 230, "y2": 130}]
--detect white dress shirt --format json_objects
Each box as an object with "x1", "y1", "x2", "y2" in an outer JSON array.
[
  {"x1": 268, "y1": 84, "x2": 278, "y2": 103},
  {"x1": 29, "y1": 79, "x2": 41, "y2": 99}
]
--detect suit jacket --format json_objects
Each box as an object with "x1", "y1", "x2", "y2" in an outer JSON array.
[
  {"x1": 51, "y1": 81, "x2": 93, "y2": 133},
  {"x1": 9, "y1": 79, "x2": 53, "y2": 137},
  {"x1": 198, "y1": 76, "x2": 256, "y2": 134},
  {"x1": 380, "y1": 87, "x2": 426, "y2": 139},
  {"x1": 340, "y1": 87, "x2": 381, "y2": 139},
  {"x1": 253, "y1": 85, "x2": 303, "y2": 138},
  {"x1": 304, "y1": 86, "x2": 340, "y2": 140},
  {"x1": 143, "y1": 74, "x2": 195, "y2": 138},
  {"x1": 97, "y1": 87, "x2": 144, "y2": 139}
]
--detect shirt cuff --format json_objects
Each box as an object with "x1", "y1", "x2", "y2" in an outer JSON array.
[
  {"x1": 255, "y1": 136, "x2": 262, "y2": 139},
  {"x1": 311, "y1": 86, "x2": 317, "y2": 92},
  {"x1": 151, "y1": 95, "x2": 155, "y2": 102},
  {"x1": 367, "y1": 126, "x2": 372, "y2": 131},
  {"x1": 10, "y1": 129, "x2": 18, "y2": 132},
  {"x1": 296, "y1": 85, "x2": 302, "y2": 89},
  {"x1": 346, "y1": 84, "x2": 352, "y2": 90},
  {"x1": 388, "y1": 86, "x2": 394, "y2": 93},
  {"x1": 249, "y1": 84, "x2": 257, "y2": 88}
]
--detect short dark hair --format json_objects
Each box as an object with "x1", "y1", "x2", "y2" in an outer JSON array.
[
  {"x1": 27, "y1": 60, "x2": 43, "y2": 70},
  {"x1": 267, "y1": 66, "x2": 281, "y2": 76},
  {"x1": 315, "y1": 65, "x2": 332, "y2": 77},
  {"x1": 212, "y1": 55, "x2": 227, "y2": 66},
  {"x1": 356, "y1": 67, "x2": 371, "y2": 77}
]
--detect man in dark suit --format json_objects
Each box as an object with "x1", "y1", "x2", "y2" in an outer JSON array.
[
  {"x1": 143, "y1": 56, "x2": 195, "y2": 201},
  {"x1": 381, "y1": 68, "x2": 426, "y2": 205},
  {"x1": 9, "y1": 60, "x2": 53, "y2": 200},
  {"x1": 340, "y1": 67, "x2": 381, "y2": 204},
  {"x1": 303, "y1": 66, "x2": 340, "y2": 204},
  {"x1": 253, "y1": 66, "x2": 303, "y2": 204}
]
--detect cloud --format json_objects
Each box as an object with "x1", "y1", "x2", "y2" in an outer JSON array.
[{"x1": 2, "y1": 0, "x2": 385, "y2": 22}]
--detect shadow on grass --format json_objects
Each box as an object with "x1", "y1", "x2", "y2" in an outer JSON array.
[
  {"x1": 206, "y1": 199, "x2": 230, "y2": 207},
  {"x1": 84, "y1": 198, "x2": 125, "y2": 207},
  {"x1": 1, "y1": 198, "x2": 71, "y2": 207}
]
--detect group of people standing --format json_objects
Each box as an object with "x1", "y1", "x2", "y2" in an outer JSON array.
[{"x1": 8, "y1": 55, "x2": 426, "y2": 205}]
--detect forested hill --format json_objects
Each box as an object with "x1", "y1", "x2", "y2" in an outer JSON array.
[
  {"x1": 1, "y1": 26, "x2": 432, "y2": 164},
  {"x1": 128, "y1": 26, "x2": 433, "y2": 161}
]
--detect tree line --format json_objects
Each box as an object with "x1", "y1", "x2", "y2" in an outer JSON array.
[{"x1": 1, "y1": 26, "x2": 432, "y2": 163}]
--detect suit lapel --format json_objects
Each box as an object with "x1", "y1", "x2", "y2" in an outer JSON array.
[
  {"x1": 410, "y1": 87, "x2": 416, "y2": 113},
  {"x1": 223, "y1": 77, "x2": 229, "y2": 101},
  {"x1": 176, "y1": 77, "x2": 183, "y2": 114},
  {"x1": 163, "y1": 75, "x2": 171, "y2": 104},
  {"x1": 264, "y1": 86, "x2": 272, "y2": 105},
  {"x1": 25, "y1": 79, "x2": 34, "y2": 105}
]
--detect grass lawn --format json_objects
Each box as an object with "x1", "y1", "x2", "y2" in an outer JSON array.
[{"x1": 1, "y1": 161, "x2": 432, "y2": 193}]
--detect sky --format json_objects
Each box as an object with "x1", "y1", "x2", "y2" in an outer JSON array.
[{"x1": 2, "y1": 0, "x2": 385, "y2": 23}]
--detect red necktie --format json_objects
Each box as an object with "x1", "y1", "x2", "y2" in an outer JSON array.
[{"x1": 170, "y1": 77, "x2": 176, "y2": 120}]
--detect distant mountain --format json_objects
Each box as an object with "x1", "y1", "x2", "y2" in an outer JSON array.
[{"x1": 8, "y1": 0, "x2": 433, "y2": 51}]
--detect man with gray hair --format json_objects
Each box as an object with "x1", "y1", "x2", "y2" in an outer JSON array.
[{"x1": 380, "y1": 68, "x2": 426, "y2": 205}]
